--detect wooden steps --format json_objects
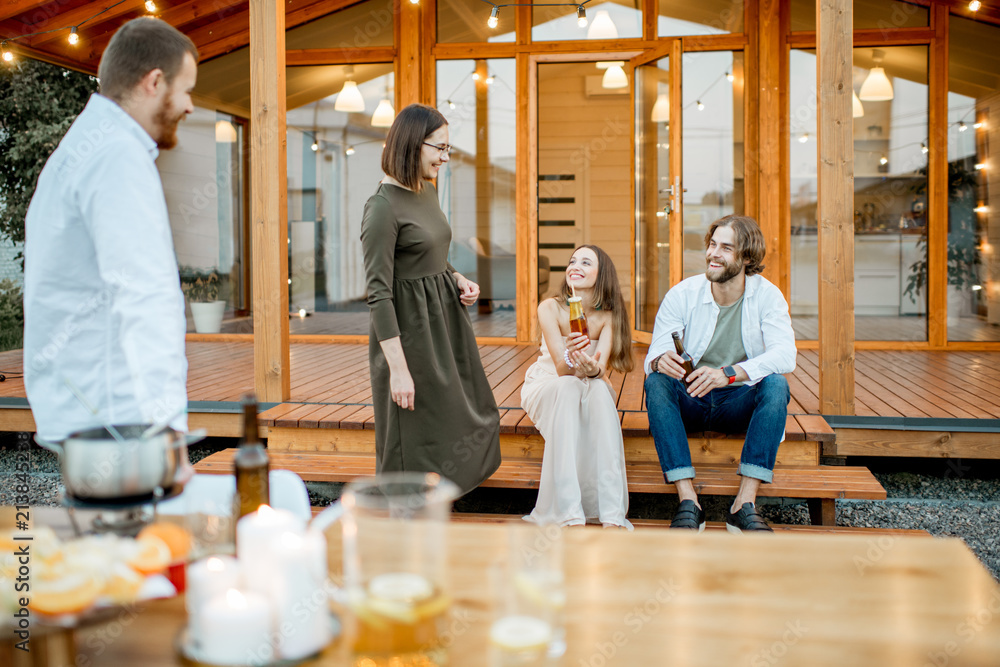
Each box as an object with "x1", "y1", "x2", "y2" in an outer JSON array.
[{"x1": 194, "y1": 450, "x2": 886, "y2": 526}]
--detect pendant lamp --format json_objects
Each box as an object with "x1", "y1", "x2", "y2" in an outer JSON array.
[
  {"x1": 859, "y1": 50, "x2": 893, "y2": 101},
  {"x1": 651, "y1": 94, "x2": 669, "y2": 123},
  {"x1": 371, "y1": 98, "x2": 396, "y2": 127},
  {"x1": 852, "y1": 90, "x2": 864, "y2": 118},
  {"x1": 335, "y1": 67, "x2": 365, "y2": 113},
  {"x1": 587, "y1": 10, "x2": 618, "y2": 40},
  {"x1": 215, "y1": 120, "x2": 237, "y2": 143}
]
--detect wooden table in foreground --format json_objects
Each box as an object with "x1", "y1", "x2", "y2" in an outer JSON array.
[{"x1": 53, "y1": 521, "x2": 997, "y2": 666}]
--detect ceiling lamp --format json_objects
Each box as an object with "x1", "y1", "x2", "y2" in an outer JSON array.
[
  {"x1": 596, "y1": 61, "x2": 627, "y2": 89},
  {"x1": 852, "y1": 90, "x2": 864, "y2": 117},
  {"x1": 488, "y1": 6, "x2": 499, "y2": 29},
  {"x1": 650, "y1": 94, "x2": 669, "y2": 123},
  {"x1": 577, "y1": 6, "x2": 587, "y2": 27},
  {"x1": 372, "y1": 98, "x2": 396, "y2": 127},
  {"x1": 587, "y1": 10, "x2": 618, "y2": 39},
  {"x1": 68, "y1": 26, "x2": 79, "y2": 45},
  {"x1": 335, "y1": 67, "x2": 365, "y2": 113},
  {"x1": 215, "y1": 120, "x2": 237, "y2": 143},
  {"x1": 859, "y1": 49, "x2": 893, "y2": 101}
]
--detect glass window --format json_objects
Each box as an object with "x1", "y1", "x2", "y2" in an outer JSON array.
[
  {"x1": 658, "y1": 0, "x2": 743, "y2": 37},
  {"x1": 437, "y1": 59, "x2": 517, "y2": 337},
  {"x1": 788, "y1": 47, "x2": 929, "y2": 342},
  {"x1": 438, "y1": 0, "x2": 515, "y2": 43},
  {"x1": 286, "y1": 0, "x2": 393, "y2": 49},
  {"x1": 947, "y1": 16, "x2": 1000, "y2": 341},
  {"x1": 159, "y1": 108, "x2": 247, "y2": 333},
  {"x1": 790, "y1": 0, "x2": 928, "y2": 32},
  {"x1": 285, "y1": 65, "x2": 394, "y2": 335},
  {"x1": 533, "y1": 1, "x2": 641, "y2": 42},
  {"x1": 537, "y1": 61, "x2": 633, "y2": 312},
  {"x1": 681, "y1": 51, "x2": 745, "y2": 279}
]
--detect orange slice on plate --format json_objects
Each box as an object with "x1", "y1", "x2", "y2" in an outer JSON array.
[
  {"x1": 28, "y1": 571, "x2": 105, "y2": 615},
  {"x1": 137, "y1": 522, "x2": 192, "y2": 563},
  {"x1": 125, "y1": 536, "x2": 171, "y2": 576},
  {"x1": 103, "y1": 562, "x2": 145, "y2": 604}
]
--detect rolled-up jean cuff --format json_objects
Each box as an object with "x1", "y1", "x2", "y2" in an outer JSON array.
[
  {"x1": 664, "y1": 466, "x2": 696, "y2": 483},
  {"x1": 739, "y1": 463, "x2": 774, "y2": 483}
]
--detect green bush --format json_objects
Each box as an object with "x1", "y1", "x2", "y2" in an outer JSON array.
[{"x1": 0, "y1": 279, "x2": 24, "y2": 352}]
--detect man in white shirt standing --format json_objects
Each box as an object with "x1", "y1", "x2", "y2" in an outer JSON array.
[
  {"x1": 24, "y1": 18, "x2": 197, "y2": 440},
  {"x1": 644, "y1": 215, "x2": 796, "y2": 533}
]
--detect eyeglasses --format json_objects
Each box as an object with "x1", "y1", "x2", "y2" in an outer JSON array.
[{"x1": 423, "y1": 142, "x2": 452, "y2": 156}]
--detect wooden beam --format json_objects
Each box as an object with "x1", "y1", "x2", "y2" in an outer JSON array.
[
  {"x1": 816, "y1": 0, "x2": 855, "y2": 415},
  {"x1": 0, "y1": 0, "x2": 55, "y2": 23},
  {"x1": 787, "y1": 27, "x2": 935, "y2": 48},
  {"x1": 419, "y1": 0, "x2": 436, "y2": 106},
  {"x1": 397, "y1": 0, "x2": 420, "y2": 107},
  {"x1": 285, "y1": 46, "x2": 395, "y2": 65},
  {"x1": 928, "y1": 4, "x2": 949, "y2": 347},
  {"x1": 250, "y1": 0, "x2": 290, "y2": 402}
]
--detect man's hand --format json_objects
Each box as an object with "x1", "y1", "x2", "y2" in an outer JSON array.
[
  {"x1": 685, "y1": 366, "x2": 729, "y2": 398},
  {"x1": 654, "y1": 351, "x2": 689, "y2": 381},
  {"x1": 454, "y1": 273, "x2": 480, "y2": 306}
]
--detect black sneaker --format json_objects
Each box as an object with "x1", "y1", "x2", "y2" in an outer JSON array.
[
  {"x1": 725, "y1": 502, "x2": 773, "y2": 534},
  {"x1": 670, "y1": 499, "x2": 706, "y2": 531}
]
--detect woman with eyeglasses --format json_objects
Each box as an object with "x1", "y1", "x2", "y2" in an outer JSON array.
[{"x1": 360, "y1": 103, "x2": 501, "y2": 495}]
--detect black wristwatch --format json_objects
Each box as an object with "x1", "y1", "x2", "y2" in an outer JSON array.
[{"x1": 722, "y1": 366, "x2": 738, "y2": 384}]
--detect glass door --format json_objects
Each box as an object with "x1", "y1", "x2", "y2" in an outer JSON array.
[{"x1": 633, "y1": 44, "x2": 682, "y2": 334}]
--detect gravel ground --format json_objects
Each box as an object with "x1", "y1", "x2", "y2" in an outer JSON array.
[{"x1": 2, "y1": 435, "x2": 998, "y2": 581}]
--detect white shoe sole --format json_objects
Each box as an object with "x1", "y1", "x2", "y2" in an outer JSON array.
[{"x1": 725, "y1": 522, "x2": 742, "y2": 535}]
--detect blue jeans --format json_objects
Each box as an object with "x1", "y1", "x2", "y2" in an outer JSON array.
[{"x1": 644, "y1": 373, "x2": 790, "y2": 484}]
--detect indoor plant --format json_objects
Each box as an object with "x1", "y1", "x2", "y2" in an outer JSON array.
[{"x1": 180, "y1": 267, "x2": 226, "y2": 334}]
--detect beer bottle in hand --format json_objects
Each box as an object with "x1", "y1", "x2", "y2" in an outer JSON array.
[
  {"x1": 671, "y1": 331, "x2": 695, "y2": 382},
  {"x1": 567, "y1": 296, "x2": 589, "y2": 338},
  {"x1": 234, "y1": 394, "x2": 270, "y2": 519}
]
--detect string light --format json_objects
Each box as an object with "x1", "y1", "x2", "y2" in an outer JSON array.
[
  {"x1": 798, "y1": 133, "x2": 809, "y2": 143},
  {"x1": 68, "y1": 26, "x2": 79, "y2": 45},
  {"x1": 310, "y1": 141, "x2": 319, "y2": 151},
  {"x1": 410, "y1": 0, "x2": 420, "y2": 4},
  {"x1": 726, "y1": 71, "x2": 734, "y2": 83},
  {"x1": 472, "y1": 72, "x2": 480, "y2": 81},
  {"x1": 345, "y1": 146, "x2": 356, "y2": 156},
  {"x1": 921, "y1": 142, "x2": 929, "y2": 154},
  {"x1": 974, "y1": 205, "x2": 989, "y2": 213},
  {"x1": 969, "y1": 0, "x2": 982, "y2": 10},
  {"x1": 959, "y1": 121, "x2": 968, "y2": 132},
  {"x1": 974, "y1": 121, "x2": 985, "y2": 129},
  {"x1": 485, "y1": 74, "x2": 495, "y2": 85},
  {"x1": 488, "y1": 6, "x2": 499, "y2": 28},
  {"x1": 1, "y1": 43, "x2": 12, "y2": 62},
  {"x1": 696, "y1": 100, "x2": 704, "y2": 111},
  {"x1": 577, "y1": 6, "x2": 587, "y2": 27},
  {"x1": 447, "y1": 100, "x2": 456, "y2": 109},
  {"x1": 479, "y1": 1, "x2": 594, "y2": 31},
  {"x1": 144, "y1": 0, "x2": 156, "y2": 11},
  {"x1": 975, "y1": 163, "x2": 987, "y2": 170},
  {"x1": 2, "y1": 0, "x2": 126, "y2": 63},
  {"x1": 879, "y1": 155, "x2": 889, "y2": 165}
]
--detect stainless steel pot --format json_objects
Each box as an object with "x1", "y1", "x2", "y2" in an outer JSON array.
[{"x1": 36, "y1": 425, "x2": 207, "y2": 501}]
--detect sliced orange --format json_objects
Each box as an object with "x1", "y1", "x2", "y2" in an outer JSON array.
[
  {"x1": 28, "y1": 571, "x2": 105, "y2": 615},
  {"x1": 102, "y1": 562, "x2": 145, "y2": 603},
  {"x1": 124, "y1": 535, "x2": 171, "y2": 576},
  {"x1": 137, "y1": 522, "x2": 192, "y2": 563}
]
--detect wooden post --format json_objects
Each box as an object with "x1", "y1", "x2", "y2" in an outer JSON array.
[
  {"x1": 519, "y1": 53, "x2": 538, "y2": 342},
  {"x1": 757, "y1": 0, "x2": 783, "y2": 292},
  {"x1": 816, "y1": 0, "x2": 855, "y2": 415},
  {"x1": 475, "y1": 59, "x2": 492, "y2": 314},
  {"x1": 928, "y1": 4, "x2": 949, "y2": 348},
  {"x1": 398, "y1": 0, "x2": 421, "y2": 108},
  {"x1": 250, "y1": 0, "x2": 290, "y2": 402}
]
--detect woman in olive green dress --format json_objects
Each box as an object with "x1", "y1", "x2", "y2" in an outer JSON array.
[{"x1": 360, "y1": 104, "x2": 501, "y2": 495}]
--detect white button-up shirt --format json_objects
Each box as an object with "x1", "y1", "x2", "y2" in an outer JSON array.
[
  {"x1": 644, "y1": 274, "x2": 797, "y2": 385},
  {"x1": 24, "y1": 94, "x2": 187, "y2": 440}
]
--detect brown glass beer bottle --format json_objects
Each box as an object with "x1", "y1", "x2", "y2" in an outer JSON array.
[
  {"x1": 671, "y1": 331, "x2": 695, "y2": 382},
  {"x1": 234, "y1": 393, "x2": 270, "y2": 519}
]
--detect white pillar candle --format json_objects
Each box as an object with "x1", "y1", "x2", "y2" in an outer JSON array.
[
  {"x1": 198, "y1": 588, "x2": 274, "y2": 665},
  {"x1": 269, "y1": 531, "x2": 332, "y2": 660},
  {"x1": 186, "y1": 555, "x2": 241, "y2": 648},
  {"x1": 237, "y1": 505, "x2": 305, "y2": 598}
]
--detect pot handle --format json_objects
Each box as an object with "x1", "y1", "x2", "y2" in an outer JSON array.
[{"x1": 34, "y1": 434, "x2": 64, "y2": 455}]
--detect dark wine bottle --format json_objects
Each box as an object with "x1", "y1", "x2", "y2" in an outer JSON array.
[{"x1": 234, "y1": 394, "x2": 270, "y2": 519}]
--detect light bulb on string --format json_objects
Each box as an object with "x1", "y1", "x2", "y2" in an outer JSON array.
[
  {"x1": 346, "y1": 146, "x2": 356, "y2": 156},
  {"x1": 310, "y1": 140, "x2": 319, "y2": 152},
  {"x1": 975, "y1": 163, "x2": 987, "y2": 170},
  {"x1": 726, "y1": 71, "x2": 734, "y2": 83},
  {"x1": 447, "y1": 100, "x2": 456, "y2": 110},
  {"x1": 577, "y1": 6, "x2": 587, "y2": 27},
  {"x1": 472, "y1": 72, "x2": 480, "y2": 81},
  {"x1": 959, "y1": 121, "x2": 968, "y2": 132},
  {"x1": 974, "y1": 121, "x2": 985, "y2": 129},
  {"x1": 1, "y1": 43, "x2": 12, "y2": 62},
  {"x1": 879, "y1": 155, "x2": 888, "y2": 166},
  {"x1": 145, "y1": 0, "x2": 156, "y2": 12},
  {"x1": 68, "y1": 26, "x2": 79, "y2": 45},
  {"x1": 696, "y1": 100, "x2": 704, "y2": 111},
  {"x1": 485, "y1": 74, "x2": 495, "y2": 85},
  {"x1": 798, "y1": 133, "x2": 809, "y2": 143},
  {"x1": 488, "y1": 6, "x2": 499, "y2": 29},
  {"x1": 921, "y1": 142, "x2": 928, "y2": 154},
  {"x1": 409, "y1": 0, "x2": 419, "y2": 4},
  {"x1": 969, "y1": 0, "x2": 981, "y2": 10}
]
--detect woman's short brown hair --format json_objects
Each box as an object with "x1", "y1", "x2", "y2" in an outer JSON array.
[
  {"x1": 704, "y1": 214, "x2": 767, "y2": 276},
  {"x1": 381, "y1": 104, "x2": 447, "y2": 192},
  {"x1": 97, "y1": 18, "x2": 199, "y2": 104}
]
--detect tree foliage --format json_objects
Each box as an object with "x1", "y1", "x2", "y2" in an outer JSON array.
[{"x1": 0, "y1": 59, "x2": 98, "y2": 260}]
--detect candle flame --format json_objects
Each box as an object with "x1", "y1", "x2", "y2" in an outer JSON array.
[
  {"x1": 227, "y1": 589, "x2": 246, "y2": 608},
  {"x1": 257, "y1": 504, "x2": 274, "y2": 518}
]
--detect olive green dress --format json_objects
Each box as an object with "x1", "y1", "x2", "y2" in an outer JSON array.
[{"x1": 361, "y1": 182, "x2": 501, "y2": 495}]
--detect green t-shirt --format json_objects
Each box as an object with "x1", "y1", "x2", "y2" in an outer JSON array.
[{"x1": 696, "y1": 292, "x2": 748, "y2": 386}]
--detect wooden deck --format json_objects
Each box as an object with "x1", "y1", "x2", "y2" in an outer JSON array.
[{"x1": 2, "y1": 343, "x2": 999, "y2": 458}]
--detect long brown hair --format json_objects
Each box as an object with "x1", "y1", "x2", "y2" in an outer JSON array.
[
  {"x1": 557, "y1": 245, "x2": 634, "y2": 373},
  {"x1": 381, "y1": 104, "x2": 447, "y2": 192}
]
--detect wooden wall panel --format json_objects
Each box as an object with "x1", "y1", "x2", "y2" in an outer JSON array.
[
  {"x1": 250, "y1": 0, "x2": 290, "y2": 401},
  {"x1": 816, "y1": 0, "x2": 855, "y2": 414}
]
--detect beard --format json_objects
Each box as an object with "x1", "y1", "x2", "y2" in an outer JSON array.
[
  {"x1": 153, "y1": 95, "x2": 185, "y2": 150},
  {"x1": 705, "y1": 257, "x2": 743, "y2": 284}
]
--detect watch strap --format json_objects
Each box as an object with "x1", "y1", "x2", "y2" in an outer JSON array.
[{"x1": 723, "y1": 366, "x2": 737, "y2": 384}]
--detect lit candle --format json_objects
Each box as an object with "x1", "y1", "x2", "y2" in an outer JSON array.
[
  {"x1": 269, "y1": 531, "x2": 332, "y2": 659},
  {"x1": 237, "y1": 505, "x2": 305, "y2": 599},
  {"x1": 186, "y1": 555, "x2": 241, "y2": 645},
  {"x1": 198, "y1": 588, "x2": 273, "y2": 665}
]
